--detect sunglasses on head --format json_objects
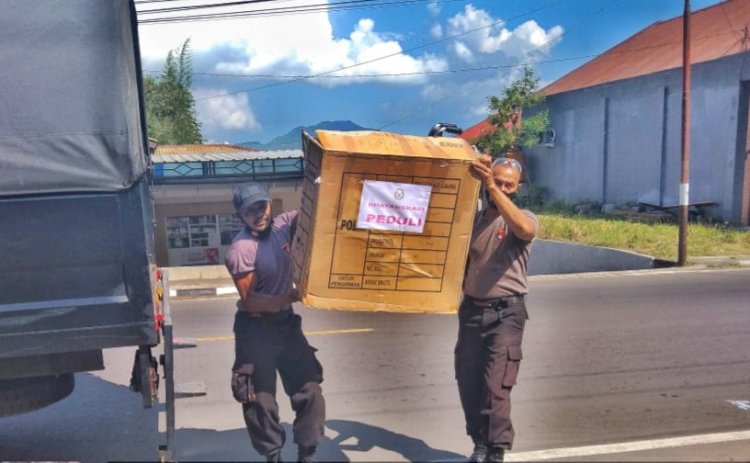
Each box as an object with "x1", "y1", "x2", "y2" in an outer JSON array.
[{"x1": 492, "y1": 157, "x2": 523, "y2": 173}]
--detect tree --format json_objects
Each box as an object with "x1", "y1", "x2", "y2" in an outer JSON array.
[
  {"x1": 475, "y1": 67, "x2": 548, "y2": 158},
  {"x1": 143, "y1": 39, "x2": 202, "y2": 144}
]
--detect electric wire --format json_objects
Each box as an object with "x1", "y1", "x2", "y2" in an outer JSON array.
[
  {"x1": 137, "y1": 0, "x2": 457, "y2": 23},
  {"x1": 142, "y1": 30, "x2": 743, "y2": 80},
  {"x1": 377, "y1": 0, "x2": 622, "y2": 130},
  {"x1": 191, "y1": 0, "x2": 570, "y2": 100}
]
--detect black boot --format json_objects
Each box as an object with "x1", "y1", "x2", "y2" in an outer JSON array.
[
  {"x1": 266, "y1": 451, "x2": 282, "y2": 463},
  {"x1": 487, "y1": 447, "x2": 505, "y2": 462},
  {"x1": 469, "y1": 442, "x2": 488, "y2": 463},
  {"x1": 297, "y1": 445, "x2": 317, "y2": 463}
]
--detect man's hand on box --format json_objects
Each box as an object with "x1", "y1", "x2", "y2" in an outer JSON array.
[{"x1": 470, "y1": 155, "x2": 494, "y2": 188}]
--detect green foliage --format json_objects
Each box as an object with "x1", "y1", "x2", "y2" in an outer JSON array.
[
  {"x1": 144, "y1": 39, "x2": 202, "y2": 144},
  {"x1": 475, "y1": 67, "x2": 549, "y2": 156},
  {"x1": 514, "y1": 184, "x2": 548, "y2": 209},
  {"x1": 537, "y1": 212, "x2": 750, "y2": 261}
]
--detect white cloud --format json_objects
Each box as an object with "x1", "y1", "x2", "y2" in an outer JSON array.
[
  {"x1": 420, "y1": 66, "x2": 526, "y2": 119},
  {"x1": 452, "y1": 41, "x2": 474, "y2": 62},
  {"x1": 194, "y1": 89, "x2": 261, "y2": 132},
  {"x1": 137, "y1": 0, "x2": 447, "y2": 87},
  {"x1": 430, "y1": 23, "x2": 443, "y2": 39},
  {"x1": 427, "y1": 1, "x2": 441, "y2": 16},
  {"x1": 447, "y1": 5, "x2": 564, "y2": 62}
]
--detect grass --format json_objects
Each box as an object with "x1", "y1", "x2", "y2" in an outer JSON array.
[{"x1": 532, "y1": 205, "x2": 750, "y2": 262}]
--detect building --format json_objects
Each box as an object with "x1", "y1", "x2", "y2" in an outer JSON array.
[
  {"x1": 151, "y1": 144, "x2": 304, "y2": 266},
  {"x1": 466, "y1": 0, "x2": 750, "y2": 225}
]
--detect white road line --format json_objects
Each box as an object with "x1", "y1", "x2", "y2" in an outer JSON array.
[
  {"x1": 530, "y1": 266, "x2": 750, "y2": 281},
  {"x1": 503, "y1": 430, "x2": 750, "y2": 461},
  {"x1": 728, "y1": 400, "x2": 750, "y2": 411}
]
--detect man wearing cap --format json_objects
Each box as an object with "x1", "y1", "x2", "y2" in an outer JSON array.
[
  {"x1": 225, "y1": 182, "x2": 325, "y2": 463},
  {"x1": 456, "y1": 155, "x2": 538, "y2": 463}
]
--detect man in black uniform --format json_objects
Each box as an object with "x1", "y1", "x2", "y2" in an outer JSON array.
[
  {"x1": 456, "y1": 155, "x2": 538, "y2": 462},
  {"x1": 225, "y1": 182, "x2": 325, "y2": 463}
]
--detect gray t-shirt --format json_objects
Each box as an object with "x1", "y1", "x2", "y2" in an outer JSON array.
[
  {"x1": 224, "y1": 211, "x2": 298, "y2": 296},
  {"x1": 462, "y1": 208, "x2": 538, "y2": 298}
]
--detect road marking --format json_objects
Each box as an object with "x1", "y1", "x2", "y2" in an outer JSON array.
[
  {"x1": 503, "y1": 430, "x2": 750, "y2": 461},
  {"x1": 530, "y1": 267, "x2": 750, "y2": 281},
  {"x1": 305, "y1": 328, "x2": 374, "y2": 336},
  {"x1": 728, "y1": 400, "x2": 750, "y2": 411},
  {"x1": 195, "y1": 328, "x2": 373, "y2": 342}
]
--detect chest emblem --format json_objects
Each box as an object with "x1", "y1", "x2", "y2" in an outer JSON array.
[
  {"x1": 495, "y1": 227, "x2": 507, "y2": 241},
  {"x1": 281, "y1": 241, "x2": 291, "y2": 253}
]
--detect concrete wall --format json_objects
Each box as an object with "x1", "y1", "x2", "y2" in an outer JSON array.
[
  {"x1": 167, "y1": 239, "x2": 655, "y2": 282},
  {"x1": 527, "y1": 52, "x2": 750, "y2": 224}
]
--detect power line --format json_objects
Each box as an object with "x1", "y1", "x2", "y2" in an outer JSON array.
[
  {"x1": 137, "y1": 0, "x2": 290, "y2": 12},
  {"x1": 137, "y1": 0, "x2": 456, "y2": 23},
  {"x1": 138, "y1": 0, "x2": 378, "y2": 15},
  {"x1": 377, "y1": 0, "x2": 622, "y2": 130},
  {"x1": 144, "y1": 29, "x2": 741, "y2": 81},
  {"x1": 148, "y1": 56, "x2": 594, "y2": 79},
  {"x1": 193, "y1": 0, "x2": 571, "y2": 100}
]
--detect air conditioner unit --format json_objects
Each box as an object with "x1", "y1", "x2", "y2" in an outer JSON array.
[{"x1": 541, "y1": 128, "x2": 556, "y2": 148}]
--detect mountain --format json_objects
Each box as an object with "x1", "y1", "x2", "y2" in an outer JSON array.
[{"x1": 239, "y1": 120, "x2": 371, "y2": 150}]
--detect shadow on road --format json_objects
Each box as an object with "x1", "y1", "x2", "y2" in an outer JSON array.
[
  {"x1": 176, "y1": 419, "x2": 464, "y2": 462},
  {"x1": 1, "y1": 372, "x2": 463, "y2": 462},
  {"x1": 326, "y1": 419, "x2": 464, "y2": 462}
]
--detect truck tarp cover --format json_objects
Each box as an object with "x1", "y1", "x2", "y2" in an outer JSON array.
[{"x1": 0, "y1": 0, "x2": 147, "y2": 197}]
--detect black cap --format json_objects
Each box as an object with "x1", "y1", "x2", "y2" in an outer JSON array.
[{"x1": 233, "y1": 182, "x2": 271, "y2": 212}]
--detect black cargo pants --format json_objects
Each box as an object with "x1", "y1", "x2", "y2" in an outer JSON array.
[
  {"x1": 454, "y1": 296, "x2": 527, "y2": 450},
  {"x1": 231, "y1": 309, "x2": 325, "y2": 457}
]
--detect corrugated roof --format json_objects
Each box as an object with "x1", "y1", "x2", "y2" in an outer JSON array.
[
  {"x1": 153, "y1": 144, "x2": 302, "y2": 163},
  {"x1": 543, "y1": 0, "x2": 750, "y2": 96}
]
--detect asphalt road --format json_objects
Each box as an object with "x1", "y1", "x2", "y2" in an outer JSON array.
[{"x1": 1, "y1": 267, "x2": 748, "y2": 462}]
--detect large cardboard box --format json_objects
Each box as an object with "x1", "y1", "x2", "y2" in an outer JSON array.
[{"x1": 293, "y1": 130, "x2": 481, "y2": 313}]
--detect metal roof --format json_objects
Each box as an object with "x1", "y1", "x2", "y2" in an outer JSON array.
[
  {"x1": 153, "y1": 144, "x2": 303, "y2": 163},
  {"x1": 543, "y1": 0, "x2": 750, "y2": 96}
]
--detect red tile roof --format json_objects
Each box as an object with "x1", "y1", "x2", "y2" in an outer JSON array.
[
  {"x1": 459, "y1": 115, "x2": 518, "y2": 144},
  {"x1": 459, "y1": 119, "x2": 496, "y2": 142},
  {"x1": 543, "y1": 0, "x2": 750, "y2": 96}
]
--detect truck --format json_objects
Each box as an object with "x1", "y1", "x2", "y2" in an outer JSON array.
[{"x1": 0, "y1": 1, "x2": 177, "y2": 458}]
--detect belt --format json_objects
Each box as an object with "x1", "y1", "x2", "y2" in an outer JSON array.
[
  {"x1": 238, "y1": 308, "x2": 293, "y2": 321},
  {"x1": 467, "y1": 294, "x2": 525, "y2": 309}
]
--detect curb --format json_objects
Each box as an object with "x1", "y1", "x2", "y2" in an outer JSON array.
[
  {"x1": 165, "y1": 252, "x2": 750, "y2": 300},
  {"x1": 168, "y1": 261, "x2": 750, "y2": 299},
  {"x1": 170, "y1": 285, "x2": 237, "y2": 299}
]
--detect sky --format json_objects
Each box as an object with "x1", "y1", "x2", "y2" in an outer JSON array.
[{"x1": 135, "y1": 0, "x2": 725, "y2": 144}]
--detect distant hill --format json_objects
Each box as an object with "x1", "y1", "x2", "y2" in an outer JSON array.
[{"x1": 239, "y1": 120, "x2": 371, "y2": 150}]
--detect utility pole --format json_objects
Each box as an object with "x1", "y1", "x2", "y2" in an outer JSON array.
[{"x1": 678, "y1": 0, "x2": 691, "y2": 266}]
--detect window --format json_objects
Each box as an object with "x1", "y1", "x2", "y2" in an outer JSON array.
[
  {"x1": 167, "y1": 215, "x2": 221, "y2": 249},
  {"x1": 188, "y1": 215, "x2": 217, "y2": 247},
  {"x1": 166, "y1": 217, "x2": 189, "y2": 249},
  {"x1": 219, "y1": 213, "x2": 244, "y2": 245}
]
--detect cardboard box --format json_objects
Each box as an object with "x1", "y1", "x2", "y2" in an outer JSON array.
[{"x1": 293, "y1": 130, "x2": 481, "y2": 313}]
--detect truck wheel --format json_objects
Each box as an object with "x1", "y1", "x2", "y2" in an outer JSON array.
[{"x1": 0, "y1": 374, "x2": 75, "y2": 418}]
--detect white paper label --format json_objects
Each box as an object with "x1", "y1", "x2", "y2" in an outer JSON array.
[
  {"x1": 679, "y1": 183, "x2": 689, "y2": 206},
  {"x1": 356, "y1": 180, "x2": 432, "y2": 233}
]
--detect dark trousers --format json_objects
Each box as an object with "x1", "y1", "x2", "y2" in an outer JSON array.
[
  {"x1": 232, "y1": 310, "x2": 325, "y2": 456},
  {"x1": 454, "y1": 297, "x2": 527, "y2": 450}
]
